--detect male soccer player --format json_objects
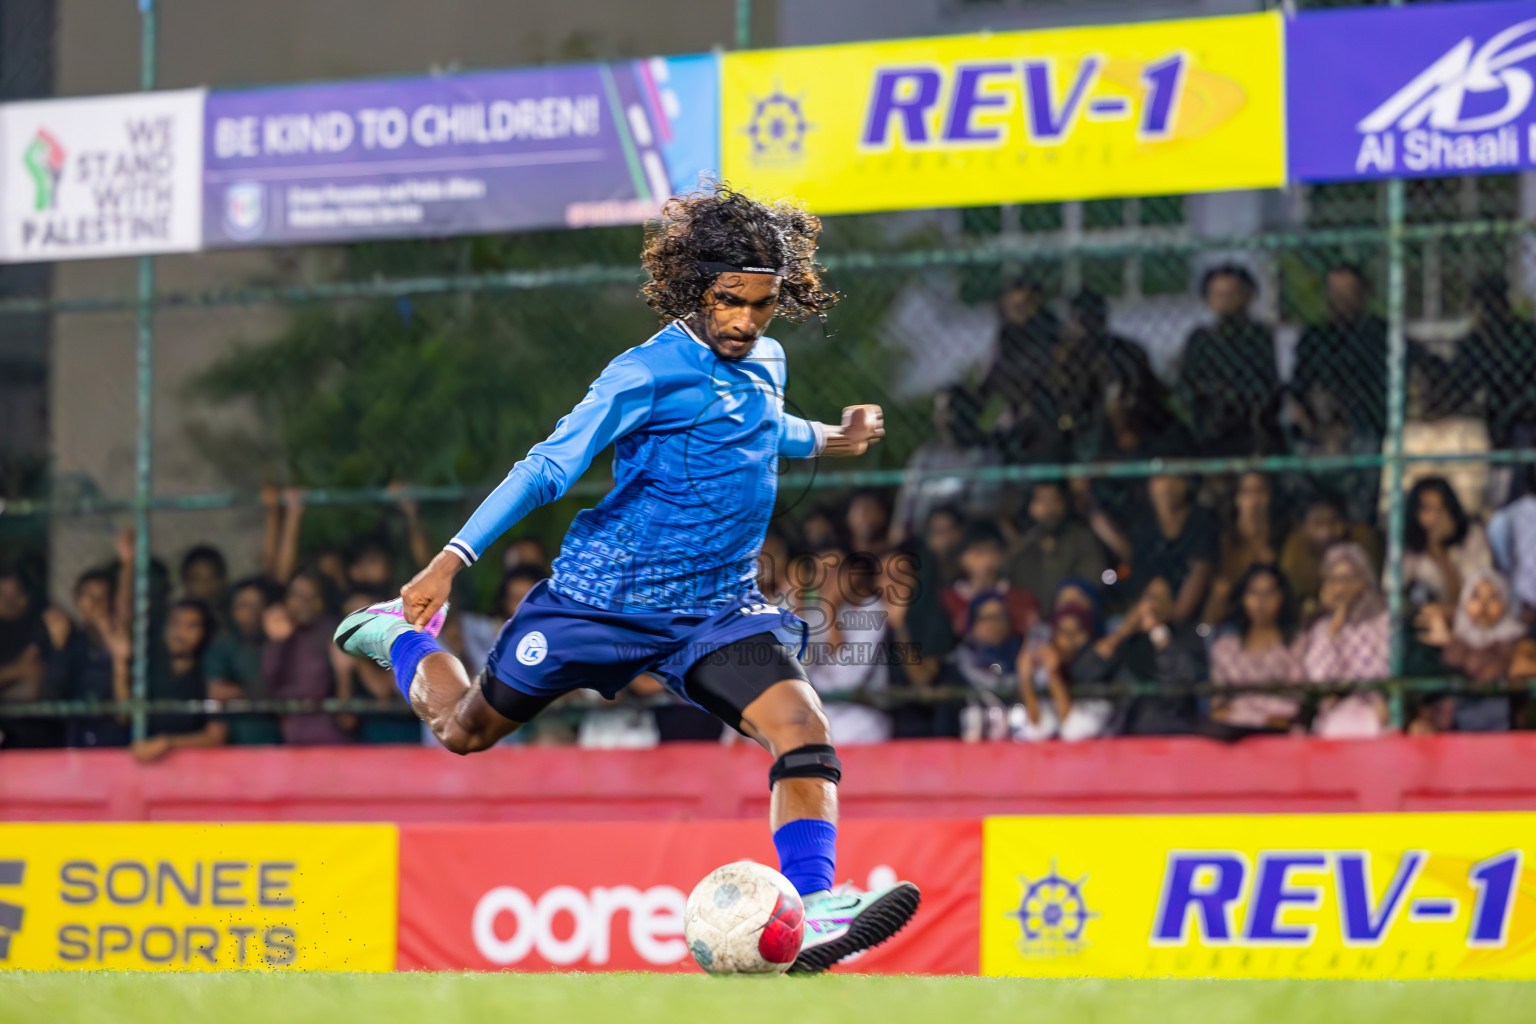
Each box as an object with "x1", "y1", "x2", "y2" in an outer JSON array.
[{"x1": 336, "y1": 182, "x2": 920, "y2": 973}]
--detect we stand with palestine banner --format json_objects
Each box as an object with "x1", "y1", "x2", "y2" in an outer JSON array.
[{"x1": 3, "y1": 2, "x2": 1536, "y2": 262}]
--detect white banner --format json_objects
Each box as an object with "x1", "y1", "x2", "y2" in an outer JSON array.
[{"x1": 0, "y1": 89, "x2": 205, "y2": 262}]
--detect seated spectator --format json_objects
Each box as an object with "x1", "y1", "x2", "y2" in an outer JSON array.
[
  {"x1": 1414, "y1": 569, "x2": 1535, "y2": 733},
  {"x1": 1205, "y1": 473, "x2": 1284, "y2": 623},
  {"x1": 950, "y1": 592, "x2": 1021, "y2": 694},
  {"x1": 1304, "y1": 543, "x2": 1391, "y2": 739},
  {"x1": 892, "y1": 387, "x2": 1001, "y2": 542},
  {"x1": 262, "y1": 570, "x2": 350, "y2": 745},
  {"x1": 756, "y1": 530, "x2": 792, "y2": 607},
  {"x1": 1208, "y1": 564, "x2": 1305, "y2": 737},
  {"x1": 1402, "y1": 476, "x2": 1492, "y2": 616},
  {"x1": 1444, "y1": 274, "x2": 1536, "y2": 451},
  {"x1": 179, "y1": 544, "x2": 230, "y2": 626},
  {"x1": 1100, "y1": 475, "x2": 1216, "y2": 627},
  {"x1": 0, "y1": 567, "x2": 60, "y2": 749},
  {"x1": 845, "y1": 489, "x2": 893, "y2": 557},
  {"x1": 1005, "y1": 481, "x2": 1106, "y2": 609},
  {"x1": 799, "y1": 549, "x2": 894, "y2": 745},
  {"x1": 922, "y1": 505, "x2": 965, "y2": 587},
  {"x1": 57, "y1": 568, "x2": 130, "y2": 748},
  {"x1": 1073, "y1": 577, "x2": 1206, "y2": 736},
  {"x1": 203, "y1": 576, "x2": 283, "y2": 746},
  {"x1": 132, "y1": 599, "x2": 227, "y2": 762},
  {"x1": 1014, "y1": 606, "x2": 1113, "y2": 743},
  {"x1": 1487, "y1": 465, "x2": 1536, "y2": 621},
  {"x1": 460, "y1": 565, "x2": 548, "y2": 678},
  {"x1": 799, "y1": 507, "x2": 843, "y2": 553},
  {"x1": 940, "y1": 523, "x2": 1041, "y2": 638},
  {"x1": 1177, "y1": 264, "x2": 1281, "y2": 457},
  {"x1": 1279, "y1": 490, "x2": 1383, "y2": 620},
  {"x1": 1292, "y1": 263, "x2": 1388, "y2": 443},
  {"x1": 878, "y1": 545, "x2": 954, "y2": 734}
]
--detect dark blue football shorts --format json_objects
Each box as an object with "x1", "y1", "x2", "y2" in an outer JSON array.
[{"x1": 480, "y1": 580, "x2": 808, "y2": 727}]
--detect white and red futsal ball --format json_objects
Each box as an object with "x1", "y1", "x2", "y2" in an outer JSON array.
[{"x1": 684, "y1": 860, "x2": 805, "y2": 975}]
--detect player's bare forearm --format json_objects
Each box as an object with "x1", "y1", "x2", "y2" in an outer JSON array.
[
  {"x1": 401, "y1": 550, "x2": 464, "y2": 628},
  {"x1": 818, "y1": 404, "x2": 885, "y2": 457}
]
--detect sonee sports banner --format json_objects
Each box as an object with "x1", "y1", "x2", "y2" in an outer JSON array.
[
  {"x1": 719, "y1": 11, "x2": 1285, "y2": 214},
  {"x1": 982, "y1": 812, "x2": 1536, "y2": 980},
  {"x1": 0, "y1": 824, "x2": 396, "y2": 971}
]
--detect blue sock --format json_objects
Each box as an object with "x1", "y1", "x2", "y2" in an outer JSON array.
[
  {"x1": 773, "y1": 818, "x2": 837, "y2": 897},
  {"x1": 389, "y1": 631, "x2": 444, "y2": 701}
]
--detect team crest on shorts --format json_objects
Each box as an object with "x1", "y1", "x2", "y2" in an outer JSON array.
[{"x1": 515, "y1": 631, "x2": 549, "y2": 666}]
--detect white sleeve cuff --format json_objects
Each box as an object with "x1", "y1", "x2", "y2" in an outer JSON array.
[
  {"x1": 445, "y1": 539, "x2": 478, "y2": 567},
  {"x1": 809, "y1": 420, "x2": 828, "y2": 457}
]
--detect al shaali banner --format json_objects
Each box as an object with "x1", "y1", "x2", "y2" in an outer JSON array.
[
  {"x1": 720, "y1": 11, "x2": 1285, "y2": 213},
  {"x1": 0, "y1": 89, "x2": 204, "y2": 262},
  {"x1": 983, "y1": 813, "x2": 1536, "y2": 980},
  {"x1": 1288, "y1": 0, "x2": 1536, "y2": 182}
]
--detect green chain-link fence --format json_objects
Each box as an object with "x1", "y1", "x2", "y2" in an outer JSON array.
[{"x1": 3, "y1": 0, "x2": 1535, "y2": 742}]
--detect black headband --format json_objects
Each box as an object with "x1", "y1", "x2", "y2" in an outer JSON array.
[{"x1": 696, "y1": 261, "x2": 783, "y2": 277}]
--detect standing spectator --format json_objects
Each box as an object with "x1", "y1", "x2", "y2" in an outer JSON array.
[
  {"x1": 1073, "y1": 577, "x2": 1206, "y2": 736},
  {"x1": 845, "y1": 489, "x2": 893, "y2": 558},
  {"x1": 799, "y1": 549, "x2": 894, "y2": 744},
  {"x1": 1205, "y1": 473, "x2": 1284, "y2": 623},
  {"x1": 1293, "y1": 264, "x2": 1389, "y2": 441},
  {"x1": 57, "y1": 569, "x2": 130, "y2": 748},
  {"x1": 1112, "y1": 475, "x2": 1218, "y2": 627},
  {"x1": 1177, "y1": 264, "x2": 1281, "y2": 457},
  {"x1": 0, "y1": 567, "x2": 59, "y2": 749},
  {"x1": 892, "y1": 387, "x2": 1001, "y2": 541},
  {"x1": 1208, "y1": 564, "x2": 1305, "y2": 737},
  {"x1": 978, "y1": 276, "x2": 1068, "y2": 460},
  {"x1": 502, "y1": 535, "x2": 549, "y2": 574},
  {"x1": 333, "y1": 590, "x2": 420, "y2": 744},
  {"x1": 1279, "y1": 490, "x2": 1384, "y2": 620},
  {"x1": 1304, "y1": 543, "x2": 1391, "y2": 739},
  {"x1": 1005, "y1": 480, "x2": 1106, "y2": 608},
  {"x1": 1414, "y1": 569, "x2": 1535, "y2": 733},
  {"x1": 1014, "y1": 606, "x2": 1113, "y2": 742},
  {"x1": 261, "y1": 570, "x2": 350, "y2": 745},
  {"x1": 131, "y1": 599, "x2": 227, "y2": 762},
  {"x1": 799, "y1": 507, "x2": 843, "y2": 553},
  {"x1": 1055, "y1": 289, "x2": 1157, "y2": 442},
  {"x1": 203, "y1": 577, "x2": 283, "y2": 746},
  {"x1": 179, "y1": 545, "x2": 230, "y2": 626},
  {"x1": 1444, "y1": 274, "x2": 1536, "y2": 451},
  {"x1": 940, "y1": 523, "x2": 1041, "y2": 637},
  {"x1": 922, "y1": 506, "x2": 965, "y2": 587},
  {"x1": 1487, "y1": 465, "x2": 1536, "y2": 621},
  {"x1": 1402, "y1": 476, "x2": 1492, "y2": 615}
]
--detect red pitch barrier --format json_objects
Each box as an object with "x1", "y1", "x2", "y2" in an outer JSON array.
[{"x1": 3, "y1": 733, "x2": 1536, "y2": 822}]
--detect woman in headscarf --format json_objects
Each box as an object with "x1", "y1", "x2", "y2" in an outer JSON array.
[
  {"x1": 953, "y1": 592, "x2": 1023, "y2": 694},
  {"x1": 1415, "y1": 568, "x2": 1536, "y2": 732},
  {"x1": 1303, "y1": 543, "x2": 1391, "y2": 738}
]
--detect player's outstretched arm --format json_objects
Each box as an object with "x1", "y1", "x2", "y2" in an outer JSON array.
[{"x1": 819, "y1": 404, "x2": 885, "y2": 457}]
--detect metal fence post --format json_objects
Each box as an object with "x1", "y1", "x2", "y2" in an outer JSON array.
[
  {"x1": 130, "y1": 0, "x2": 158, "y2": 743},
  {"x1": 1382, "y1": 179, "x2": 1408, "y2": 728},
  {"x1": 736, "y1": 0, "x2": 752, "y2": 49}
]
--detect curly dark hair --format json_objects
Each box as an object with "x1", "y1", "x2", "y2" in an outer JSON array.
[{"x1": 640, "y1": 180, "x2": 839, "y2": 324}]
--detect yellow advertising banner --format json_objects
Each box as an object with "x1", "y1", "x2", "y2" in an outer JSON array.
[
  {"x1": 721, "y1": 12, "x2": 1284, "y2": 212},
  {"x1": 983, "y1": 813, "x2": 1536, "y2": 979},
  {"x1": 0, "y1": 824, "x2": 397, "y2": 971}
]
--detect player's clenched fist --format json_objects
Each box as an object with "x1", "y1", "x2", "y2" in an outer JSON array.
[{"x1": 824, "y1": 404, "x2": 885, "y2": 457}]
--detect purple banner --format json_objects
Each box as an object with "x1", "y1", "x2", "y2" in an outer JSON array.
[
  {"x1": 203, "y1": 56, "x2": 718, "y2": 246},
  {"x1": 1289, "y1": 1, "x2": 1536, "y2": 182}
]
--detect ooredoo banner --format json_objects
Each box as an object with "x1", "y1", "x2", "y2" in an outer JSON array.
[
  {"x1": 982, "y1": 812, "x2": 1536, "y2": 979},
  {"x1": 1288, "y1": 1, "x2": 1536, "y2": 182},
  {"x1": 397, "y1": 820, "x2": 980, "y2": 974},
  {"x1": 720, "y1": 11, "x2": 1284, "y2": 213},
  {"x1": 202, "y1": 56, "x2": 718, "y2": 247},
  {"x1": 0, "y1": 824, "x2": 397, "y2": 971},
  {"x1": 0, "y1": 89, "x2": 204, "y2": 262}
]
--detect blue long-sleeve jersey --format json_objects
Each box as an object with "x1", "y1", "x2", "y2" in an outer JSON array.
[{"x1": 446, "y1": 320, "x2": 824, "y2": 614}]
